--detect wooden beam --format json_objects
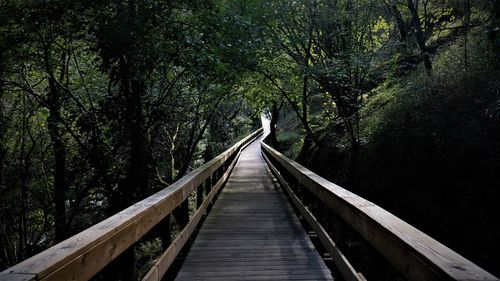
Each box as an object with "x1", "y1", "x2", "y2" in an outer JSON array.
[{"x1": 261, "y1": 141, "x2": 499, "y2": 281}]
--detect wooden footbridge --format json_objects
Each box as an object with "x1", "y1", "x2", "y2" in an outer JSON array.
[{"x1": 1, "y1": 128, "x2": 498, "y2": 281}]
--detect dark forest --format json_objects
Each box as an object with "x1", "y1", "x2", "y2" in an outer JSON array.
[{"x1": 1, "y1": 0, "x2": 499, "y2": 280}]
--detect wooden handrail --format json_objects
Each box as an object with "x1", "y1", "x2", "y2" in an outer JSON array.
[
  {"x1": 141, "y1": 128, "x2": 261, "y2": 281},
  {"x1": 261, "y1": 150, "x2": 365, "y2": 281},
  {"x1": 261, "y1": 141, "x2": 499, "y2": 281},
  {"x1": 0, "y1": 128, "x2": 263, "y2": 281}
]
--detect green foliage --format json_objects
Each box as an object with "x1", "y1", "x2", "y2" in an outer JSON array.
[
  {"x1": 359, "y1": 82, "x2": 400, "y2": 138},
  {"x1": 0, "y1": 0, "x2": 264, "y2": 271},
  {"x1": 271, "y1": 3, "x2": 500, "y2": 276},
  {"x1": 276, "y1": 131, "x2": 304, "y2": 160},
  {"x1": 135, "y1": 238, "x2": 163, "y2": 279},
  {"x1": 0, "y1": 0, "x2": 499, "y2": 277},
  {"x1": 274, "y1": 110, "x2": 306, "y2": 159},
  {"x1": 365, "y1": 28, "x2": 500, "y2": 144}
]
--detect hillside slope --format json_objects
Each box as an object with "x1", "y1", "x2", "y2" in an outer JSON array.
[{"x1": 275, "y1": 28, "x2": 500, "y2": 277}]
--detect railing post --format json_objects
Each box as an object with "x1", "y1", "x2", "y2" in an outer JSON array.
[
  {"x1": 158, "y1": 215, "x2": 171, "y2": 251},
  {"x1": 212, "y1": 169, "x2": 218, "y2": 186},
  {"x1": 102, "y1": 247, "x2": 137, "y2": 281},
  {"x1": 302, "y1": 184, "x2": 311, "y2": 207},
  {"x1": 197, "y1": 184, "x2": 203, "y2": 208},
  {"x1": 173, "y1": 200, "x2": 189, "y2": 227},
  {"x1": 205, "y1": 174, "x2": 212, "y2": 196}
]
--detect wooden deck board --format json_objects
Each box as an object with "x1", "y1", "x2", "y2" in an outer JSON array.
[{"x1": 174, "y1": 137, "x2": 333, "y2": 281}]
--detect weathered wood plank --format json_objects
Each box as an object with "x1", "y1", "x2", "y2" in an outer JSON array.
[
  {"x1": 178, "y1": 258, "x2": 325, "y2": 264},
  {"x1": 176, "y1": 274, "x2": 333, "y2": 281},
  {"x1": 180, "y1": 264, "x2": 330, "y2": 271},
  {"x1": 261, "y1": 141, "x2": 499, "y2": 281},
  {"x1": 176, "y1": 268, "x2": 332, "y2": 277}
]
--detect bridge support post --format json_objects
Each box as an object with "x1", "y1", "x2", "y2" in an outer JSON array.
[
  {"x1": 212, "y1": 170, "x2": 218, "y2": 188},
  {"x1": 158, "y1": 215, "x2": 171, "y2": 250},
  {"x1": 197, "y1": 184, "x2": 203, "y2": 208},
  {"x1": 205, "y1": 175, "x2": 212, "y2": 196},
  {"x1": 173, "y1": 200, "x2": 189, "y2": 227},
  {"x1": 102, "y1": 246, "x2": 137, "y2": 281}
]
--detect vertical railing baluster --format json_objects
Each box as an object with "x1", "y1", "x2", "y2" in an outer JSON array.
[
  {"x1": 158, "y1": 215, "x2": 171, "y2": 251},
  {"x1": 213, "y1": 168, "x2": 218, "y2": 186},
  {"x1": 197, "y1": 184, "x2": 203, "y2": 208},
  {"x1": 173, "y1": 199, "x2": 189, "y2": 227},
  {"x1": 205, "y1": 174, "x2": 212, "y2": 196}
]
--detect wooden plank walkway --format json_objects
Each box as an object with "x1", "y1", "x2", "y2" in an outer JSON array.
[{"x1": 175, "y1": 136, "x2": 333, "y2": 281}]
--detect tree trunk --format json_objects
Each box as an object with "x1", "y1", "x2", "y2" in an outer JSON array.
[
  {"x1": 346, "y1": 140, "x2": 361, "y2": 192},
  {"x1": 269, "y1": 103, "x2": 279, "y2": 148},
  {"x1": 407, "y1": 0, "x2": 432, "y2": 74},
  {"x1": 124, "y1": 79, "x2": 148, "y2": 202},
  {"x1": 119, "y1": 78, "x2": 146, "y2": 281},
  {"x1": 106, "y1": 60, "x2": 147, "y2": 281},
  {"x1": 463, "y1": 0, "x2": 470, "y2": 74},
  {"x1": 392, "y1": 5, "x2": 408, "y2": 42},
  {"x1": 47, "y1": 100, "x2": 67, "y2": 243},
  {"x1": 0, "y1": 56, "x2": 5, "y2": 193},
  {"x1": 110, "y1": 58, "x2": 149, "y2": 211},
  {"x1": 44, "y1": 48, "x2": 68, "y2": 243},
  {"x1": 18, "y1": 95, "x2": 28, "y2": 260}
]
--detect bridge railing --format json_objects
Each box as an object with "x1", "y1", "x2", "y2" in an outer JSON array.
[
  {"x1": 261, "y1": 140, "x2": 499, "y2": 281},
  {"x1": 0, "y1": 128, "x2": 263, "y2": 281}
]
